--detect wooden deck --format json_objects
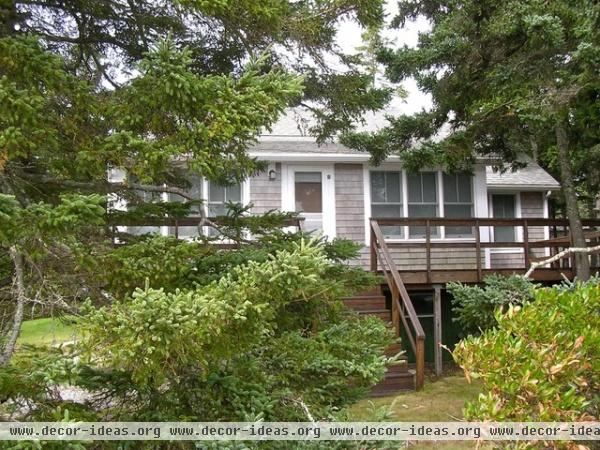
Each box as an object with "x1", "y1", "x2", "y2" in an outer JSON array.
[
  {"x1": 398, "y1": 268, "x2": 575, "y2": 287},
  {"x1": 369, "y1": 217, "x2": 600, "y2": 389},
  {"x1": 371, "y1": 217, "x2": 600, "y2": 286}
]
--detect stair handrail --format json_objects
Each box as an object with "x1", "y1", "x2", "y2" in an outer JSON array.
[{"x1": 370, "y1": 219, "x2": 426, "y2": 390}]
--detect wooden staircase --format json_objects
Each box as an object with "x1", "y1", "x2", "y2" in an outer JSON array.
[{"x1": 343, "y1": 288, "x2": 416, "y2": 395}]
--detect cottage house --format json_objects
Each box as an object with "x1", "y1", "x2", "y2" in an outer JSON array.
[{"x1": 113, "y1": 112, "x2": 600, "y2": 393}]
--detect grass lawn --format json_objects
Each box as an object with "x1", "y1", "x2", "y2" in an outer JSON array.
[
  {"x1": 351, "y1": 376, "x2": 491, "y2": 450},
  {"x1": 17, "y1": 316, "x2": 78, "y2": 346}
]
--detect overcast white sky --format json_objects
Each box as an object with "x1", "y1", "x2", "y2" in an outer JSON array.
[
  {"x1": 336, "y1": 1, "x2": 432, "y2": 117},
  {"x1": 269, "y1": 1, "x2": 433, "y2": 136}
]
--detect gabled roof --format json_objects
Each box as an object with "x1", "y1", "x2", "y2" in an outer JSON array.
[
  {"x1": 256, "y1": 110, "x2": 561, "y2": 191},
  {"x1": 250, "y1": 138, "x2": 357, "y2": 154},
  {"x1": 486, "y1": 157, "x2": 560, "y2": 191}
]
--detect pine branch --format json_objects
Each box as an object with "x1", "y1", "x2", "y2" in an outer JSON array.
[{"x1": 22, "y1": 175, "x2": 198, "y2": 201}]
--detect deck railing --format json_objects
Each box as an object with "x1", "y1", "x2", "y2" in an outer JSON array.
[
  {"x1": 370, "y1": 219, "x2": 426, "y2": 390},
  {"x1": 108, "y1": 216, "x2": 304, "y2": 246},
  {"x1": 371, "y1": 217, "x2": 600, "y2": 283},
  {"x1": 370, "y1": 216, "x2": 600, "y2": 387}
]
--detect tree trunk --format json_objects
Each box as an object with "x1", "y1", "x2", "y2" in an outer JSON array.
[
  {"x1": 0, "y1": 1, "x2": 18, "y2": 39},
  {"x1": 0, "y1": 247, "x2": 26, "y2": 366},
  {"x1": 555, "y1": 118, "x2": 590, "y2": 280}
]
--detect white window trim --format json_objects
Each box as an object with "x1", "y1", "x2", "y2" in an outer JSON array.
[
  {"x1": 364, "y1": 165, "x2": 486, "y2": 245},
  {"x1": 116, "y1": 167, "x2": 249, "y2": 240},
  {"x1": 543, "y1": 193, "x2": 551, "y2": 256},
  {"x1": 488, "y1": 191, "x2": 523, "y2": 254},
  {"x1": 442, "y1": 172, "x2": 476, "y2": 239},
  {"x1": 168, "y1": 178, "x2": 249, "y2": 241}
]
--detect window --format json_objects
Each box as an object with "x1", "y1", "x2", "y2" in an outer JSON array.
[
  {"x1": 294, "y1": 171, "x2": 324, "y2": 232},
  {"x1": 443, "y1": 173, "x2": 474, "y2": 237},
  {"x1": 208, "y1": 182, "x2": 242, "y2": 217},
  {"x1": 169, "y1": 173, "x2": 204, "y2": 237},
  {"x1": 370, "y1": 171, "x2": 403, "y2": 238},
  {"x1": 169, "y1": 173, "x2": 203, "y2": 214},
  {"x1": 165, "y1": 175, "x2": 243, "y2": 238},
  {"x1": 407, "y1": 172, "x2": 438, "y2": 237},
  {"x1": 294, "y1": 172, "x2": 322, "y2": 213},
  {"x1": 492, "y1": 194, "x2": 516, "y2": 242},
  {"x1": 206, "y1": 182, "x2": 242, "y2": 237},
  {"x1": 369, "y1": 168, "x2": 479, "y2": 241},
  {"x1": 128, "y1": 174, "x2": 163, "y2": 235}
]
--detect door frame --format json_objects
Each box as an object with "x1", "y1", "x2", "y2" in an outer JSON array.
[{"x1": 281, "y1": 163, "x2": 336, "y2": 238}]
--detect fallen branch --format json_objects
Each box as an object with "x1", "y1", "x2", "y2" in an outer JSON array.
[{"x1": 523, "y1": 245, "x2": 600, "y2": 279}]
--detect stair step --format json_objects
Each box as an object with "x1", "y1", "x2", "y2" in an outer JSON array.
[
  {"x1": 357, "y1": 286, "x2": 383, "y2": 296},
  {"x1": 357, "y1": 309, "x2": 391, "y2": 322},
  {"x1": 385, "y1": 342, "x2": 403, "y2": 357},
  {"x1": 342, "y1": 295, "x2": 386, "y2": 311},
  {"x1": 371, "y1": 370, "x2": 416, "y2": 396},
  {"x1": 386, "y1": 360, "x2": 409, "y2": 374}
]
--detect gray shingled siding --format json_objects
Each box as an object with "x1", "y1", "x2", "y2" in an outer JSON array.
[
  {"x1": 352, "y1": 244, "x2": 484, "y2": 271},
  {"x1": 249, "y1": 163, "x2": 282, "y2": 214},
  {"x1": 335, "y1": 164, "x2": 366, "y2": 243},
  {"x1": 333, "y1": 164, "x2": 370, "y2": 268},
  {"x1": 522, "y1": 191, "x2": 547, "y2": 261},
  {"x1": 490, "y1": 252, "x2": 524, "y2": 269}
]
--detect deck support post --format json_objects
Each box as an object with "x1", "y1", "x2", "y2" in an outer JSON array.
[
  {"x1": 426, "y1": 220, "x2": 432, "y2": 284},
  {"x1": 416, "y1": 338, "x2": 425, "y2": 390},
  {"x1": 475, "y1": 220, "x2": 482, "y2": 282},
  {"x1": 433, "y1": 285, "x2": 443, "y2": 377}
]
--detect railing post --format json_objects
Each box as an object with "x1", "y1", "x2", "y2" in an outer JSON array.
[
  {"x1": 475, "y1": 219, "x2": 482, "y2": 282},
  {"x1": 433, "y1": 285, "x2": 442, "y2": 377},
  {"x1": 425, "y1": 220, "x2": 431, "y2": 284},
  {"x1": 391, "y1": 289, "x2": 400, "y2": 336},
  {"x1": 416, "y1": 338, "x2": 425, "y2": 390},
  {"x1": 370, "y1": 221, "x2": 377, "y2": 273},
  {"x1": 523, "y1": 219, "x2": 530, "y2": 270}
]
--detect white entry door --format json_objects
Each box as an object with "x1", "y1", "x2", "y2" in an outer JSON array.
[{"x1": 282, "y1": 164, "x2": 336, "y2": 238}]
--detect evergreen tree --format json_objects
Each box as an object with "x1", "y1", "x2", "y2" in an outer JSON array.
[
  {"x1": 343, "y1": 0, "x2": 600, "y2": 279},
  {"x1": 0, "y1": 0, "x2": 390, "y2": 363}
]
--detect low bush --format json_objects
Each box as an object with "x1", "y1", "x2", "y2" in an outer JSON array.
[
  {"x1": 448, "y1": 274, "x2": 536, "y2": 335},
  {"x1": 454, "y1": 281, "x2": 599, "y2": 448}
]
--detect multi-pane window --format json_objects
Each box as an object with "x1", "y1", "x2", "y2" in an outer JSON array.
[
  {"x1": 208, "y1": 182, "x2": 242, "y2": 217},
  {"x1": 168, "y1": 173, "x2": 203, "y2": 237},
  {"x1": 443, "y1": 173, "x2": 474, "y2": 237},
  {"x1": 206, "y1": 182, "x2": 242, "y2": 237},
  {"x1": 407, "y1": 172, "x2": 438, "y2": 237},
  {"x1": 169, "y1": 173, "x2": 203, "y2": 214},
  {"x1": 165, "y1": 176, "x2": 242, "y2": 237},
  {"x1": 128, "y1": 174, "x2": 163, "y2": 235},
  {"x1": 369, "y1": 170, "x2": 478, "y2": 239},
  {"x1": 370, "y1": 171, "x2": 403, "y2": 238}
]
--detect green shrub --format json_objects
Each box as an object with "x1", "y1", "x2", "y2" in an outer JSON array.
[
  {"x1": 454, "y1": 281, "x2": 599, "y2": 443},
  {"x1": 68, "y1": 239, "x2": 393, "y2": 423},
  {"x1": 448, "y1": 275, "x2": 536, "y2": 335}
]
